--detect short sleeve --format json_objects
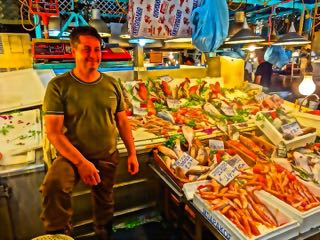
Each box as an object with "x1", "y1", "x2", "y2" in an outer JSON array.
[
  {"x1": 114, "y1": 81, "x2": 126, "y2": 112},
  {"x1": 255, "y1": 64, "x2": 263, "y2": 76},
  {"x1": 43, "y1": 80, "x2": 64, "y2": 115}
]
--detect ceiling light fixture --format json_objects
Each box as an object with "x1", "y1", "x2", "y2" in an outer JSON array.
[
  {"x1": 273, "y1": 22, "x2": 311, "y2": 46},
  {"x1": 225, "y1": 17, "x2": 265, "y2": 44},
  {"x1": 89, "y1": 9, "x2": 111, "y2": 37}
]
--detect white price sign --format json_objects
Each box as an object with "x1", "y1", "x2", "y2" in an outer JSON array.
[
  {"x1": 166, "y1": 99, "x2": 181, "y2": 109},
  {"x1": 172, "y1": 153, "x2": 199, "y2": 174},
  {"x1": 281, "y1": 122, "x2": 303, "y2": 136},
  {"x1": 133, "y1": 106, "x2": 148, "y2": 116},
  {"x1": 160, "y1": 75, "x2": 173, "y2": 82},
  {"x1": 209, "y1": 161, "x2": 240, "y2": 186},
  {"x1": 255, "y1": 92, "x2": 268, "y2": 102},
  {"x1": 227, "y1": 155, "x2": 249, "y2": 170},
  {"x1": 220, "y1": 103, "x2": 235, "y2": 116},
  {"x1": 209, "y1": 140, "x2": 224, "y2": 151}
]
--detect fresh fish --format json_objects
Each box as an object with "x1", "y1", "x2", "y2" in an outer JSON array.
[
  {"x1": 186, "y1": 166, "x2": 210, "y2": 176},
  {"x1": 163, "y1": 156, "x2": 174, "y2": 169},
  {"x1": 182, "y1": 125, "x2": 194, "y2": 151},
  {"x1": 196, "y1": 147, "x2": 208, "y2": 165},
  {"x1": 173, "y1": 139, "x2": 184, "y2": 159},
  {"x1": 228, "y1": 125, "x2": 240, "y2": 141},
  {"x1": 293, "y1": 152, "x2": 312, "y2": 174},
  {"x1": 158, "y1": 145, "x2": 178, "y2": 160},
  {"x1": 157, "y1": 111, "x2": 175, "y2": 124},
  {"x1": 311, "y1": 163, "x2": 320, "y2": 184},
  {"x1": 189, "y1": 145, "x2": 198, "y2": 158}
]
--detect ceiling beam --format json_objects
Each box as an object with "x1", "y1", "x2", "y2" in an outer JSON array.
[{"x1": 230, "y1": 0, "x2": 319, "y2": 10}]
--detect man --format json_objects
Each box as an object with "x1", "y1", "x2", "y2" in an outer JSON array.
[
  {"x1": 255, "y1": 52, "x2": 273, "y2": 89},
  {"x1": 40, "y1": 26, "x2": 139, "y2": 239}
]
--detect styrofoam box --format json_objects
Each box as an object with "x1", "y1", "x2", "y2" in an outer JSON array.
[
  {"x1": 256, "y1": 190, "x2": 320, "y2": 234},
  {"x1": 182, "y1": 180, "x2": 210, "y2": 201},
  {"x1": 255, "y1": 112, "x2": 316, "y2": 151},
  {"x1": 193, "y1": 193, "x2": 299, "y2": 240}
]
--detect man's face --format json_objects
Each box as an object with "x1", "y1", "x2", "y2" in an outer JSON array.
[{"x1": 72, "y1": 35, "x2": 101, "y2": 71}]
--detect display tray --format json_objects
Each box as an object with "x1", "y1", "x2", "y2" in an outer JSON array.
[
  {"x1": 255, "y1": 112, "x2": 316, "y2": 151},
  {"x1": 153, "y1": 149, "x2": 189, "y2": 188},
  {"x1": 193, "y1": 193, "x2": 299, "y2": 240},
  {"x1": 0, "y1": 109, "x2": 42, "y2": 165},
  {"x1": 255, "y1": 190, "x2": 320, "y2": 234}
]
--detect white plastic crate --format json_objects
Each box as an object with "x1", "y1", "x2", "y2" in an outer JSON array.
[
  {"x1": 255, "y1": 112, "x2": 316, "y2": 151},
  {"x1": 255, "y1": 190, "x2": 320, "y2": 234},
  {"x1": 193, "y1": 193, "x2": 299, "y2": 240}
]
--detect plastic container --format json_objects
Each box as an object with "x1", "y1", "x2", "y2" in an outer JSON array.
[
  {"x1": 255, "y1": 190, "x2": 320, "y2": 234},
  {"x1": 193, "y1": 193, "x2": 299, "y2": 240},
  {"x1": 255, "y1": 112, "x2": 316, "y2": 150}
]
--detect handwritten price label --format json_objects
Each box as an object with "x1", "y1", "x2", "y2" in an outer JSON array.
[
  {"x1": 281, "y1": 122, "x2": 303, "y2": 136},
  {"x1": 160, "y1": 75, "x2": 173, "y2": 82},
  {"x1": 209, "y1": 161, "x2": 240, "y2": 186},
  {"x1": 172, "y1": 152, "x2": 199, "y2": 174},
  {"x1": 227, "y1": 155, "x2": 249, "y2": 170},
  {"x1": 133, "y1": 106, "x2": 147, "y2": 116},
  {"x1": 166, "y1": 99, "x2": 181, "y2": 109},
  {"x1": 255, "y1": 92, "x2": 268, "y2": 102},
  {"x1": 209, "y1": 140, "x2": 224, "y2": 150},
  {"x1": 220, "y1": 102, "x2": 235, "y2": 116}
]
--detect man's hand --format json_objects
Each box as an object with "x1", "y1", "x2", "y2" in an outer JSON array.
[
  {"x1": 128, "y1": 155, "x2": 139, "y2": 175},
  {"x1": 77, "y1": 160, "x2": 101, "y2": 186}
]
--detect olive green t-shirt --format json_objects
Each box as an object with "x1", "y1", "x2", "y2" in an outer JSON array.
[{"x1": 43, "y1": 71, "x2": 125, "y2": 160}]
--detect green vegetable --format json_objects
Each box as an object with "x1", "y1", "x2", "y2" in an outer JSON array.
[
  {"x1": 164, "y1": 134, "x2": 187, "y2": 149},
  {"x1": 186, "y1": 119, "x2": 196, "y2": 128}
]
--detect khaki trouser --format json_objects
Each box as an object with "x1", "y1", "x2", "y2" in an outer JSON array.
[{"x1": 40, "y1": 151, "x2": 119, "y2": 232}]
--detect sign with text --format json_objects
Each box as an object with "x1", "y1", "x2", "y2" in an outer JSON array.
[
  {"x1": 209, "y1": 161, "x2": 239, "y2": 186},
  {"x1": 281, "y1": 122, "x2": 303, "y2": 136},
  {"x1": 220, "y1": 102, "x2": 235, "y2": 116},
  {"x1": 166, "y1": 99, "x2": 181, "y2": 109},
  {"x1": 172, "y1": 152, "x2": 199, "y2": 174},
  {"x1": 209, "y1": 140, "x2": 224, "y2": 151},
  {"x1": 133, "y1": 106, "x2": 148, "y2": 116},
  {"x1": 160, "y1": 75, "x2": 173, "y2": 82},
  {"x1": 227, "y1": 154, "x2": 249, "y2": 170},
  {"x1": 255, "y1": 92, "x2": 268, "y2": 102}
]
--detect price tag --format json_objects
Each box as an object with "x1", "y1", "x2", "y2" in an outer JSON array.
[
  {"x1": 209, "y1": 140, "x2": 224, "y2": 150},
  {"x1": 227, "y1": 155, "x2": 249, "y2": 170},
  {"x1": 281, "y1": 122, "x2": 303, "y2": 136},
  {"x1": 172, "y1": 153, "x2": 199, "y2": 174},
  {"x1": 133, "y1": 106, "x2": 147, "y2": 116},
  {"x1": 209, "y1": 161, "x2": 240, "y2": 186},
  {"x1": 220, "y1": 102, "x2": 235, "y2": 116},
  {"x1": 166, "y1": 99, "x2": 181, "y2": 109},
  {"x1": 255, "y1": 92, "x2": 268, "y2": 102},
  {"x1": 160, "y1": 75, "x2": 173, "y2": 82},
  {"x1": 277, "y1": 142, "x2": 287, "y2": 158}
]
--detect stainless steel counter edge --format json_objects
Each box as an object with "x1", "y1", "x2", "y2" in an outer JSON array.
[{"x1": 0, "y1": 163, "x2": 45, "y2": 178}]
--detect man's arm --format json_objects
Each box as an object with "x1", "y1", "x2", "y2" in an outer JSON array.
[
  {"x1": 45, "y1": 115, "x2": 100, "y2": 185},
  {"x1": 255, "y1": 75, "x2": 262, "y2": 85},
  {"x1": 115, "y1": 111, "x2": 139, "y2": 175}
]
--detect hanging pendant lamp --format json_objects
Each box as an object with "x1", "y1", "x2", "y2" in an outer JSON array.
[
  {"x1": 273, "y1": 22, "x2": 310, "y2": 46},
  {"x1": 226, "y1": 17, "x2": 265, "y2": 44},
  {"x1": 119, "y1": 23, "x2": 131, "y2": 39},
  {"x1": 89, "y1": 9, "x2": 111, "y2": 37}
]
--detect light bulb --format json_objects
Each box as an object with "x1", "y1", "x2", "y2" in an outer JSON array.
[
  {"x1": 298, "y1": 75, "x2": 316, "y2": 95},
  {"x1": 247, "y1": 45, "x2": 256, "y2": 52},
  {"x1": 138, "y1": 39, "x2": 146, "y2": 47}
]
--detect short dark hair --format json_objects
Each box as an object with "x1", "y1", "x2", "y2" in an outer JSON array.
[{"x1": 69, "y1": 26, "x2": 102, "y2": 47}]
